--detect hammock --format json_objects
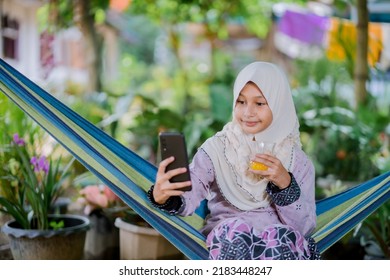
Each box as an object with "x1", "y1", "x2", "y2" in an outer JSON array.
[{"x1": 1, "y1": 58, "x2": 389, "y2": 260}]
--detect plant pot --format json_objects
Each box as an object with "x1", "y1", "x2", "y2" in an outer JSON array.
[
  {"x1": 84, "y1": 210, "x2": 119, "y2": 259},
  {"x1": 114, "y1": 217, "x2": 183, "y2": 260},
  {"x1": 0, "y1": 213, "x2": 12, "y2": 260},
  {"x1": 1, "y1": 214, "x2": 90, "y2": 260}
]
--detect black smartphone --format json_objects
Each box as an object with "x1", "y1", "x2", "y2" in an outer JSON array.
[{"x1": 159, "y1": 132, "x2": 192, "y2": 191}]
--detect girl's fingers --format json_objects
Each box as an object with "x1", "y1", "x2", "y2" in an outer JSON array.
[
  {"x1": 154, "y1": 156, "x2": 192, "y2": 203},
  {"x1": 154, "y1": 180, "x2": 191, "y2": 204},
  {"x1": 250, "y1": 154, "x2": 291, "y2": 188},
  {"x1": 159, "y1": 179, "x2": 191, "y2": 192},
  {"x1": 250, "y1": 155, "x2": 280, "y2": 176},
  {"x1": 157, "y1": 157, "x2": 189, "y2": 184},
  {"x1": 171, "y1": 180, "x2": 192, "y2": 188},
  {"x1": 162, "y1": 182, "x2": 190, "y2": 196},
  {"x1": 165, "y1": 167, "x2": 188, "y2": 180},
  {"x1": 157, "y1": 167, "x2": 188, "y2": 188},
  {"x1": 255, "y1": 154, "x2": 276, "y2": 164},
  {"x1": 157, "y1": 156, "x2": 175, "y2": 174}
]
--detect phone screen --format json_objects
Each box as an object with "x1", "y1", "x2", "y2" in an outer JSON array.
[{"x1": 159, "y1": 132, "x2": 192, "y2": 191}]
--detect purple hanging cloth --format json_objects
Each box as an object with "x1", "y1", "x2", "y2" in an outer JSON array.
[{"x1": 277, "y1": 9, "x2": 330, "y2": 46}]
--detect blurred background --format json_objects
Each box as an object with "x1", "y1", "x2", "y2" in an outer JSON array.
[{"x1": 1, "y1": 0, "x2": 389, "y2": 259}]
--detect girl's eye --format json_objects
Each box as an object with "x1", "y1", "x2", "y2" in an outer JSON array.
[
  {"x1": 236, "y1": 100, "x2": 245, "y2": 105},
  {"x1": 257, "y1": 102, "x2": 267, "y2": 106}
]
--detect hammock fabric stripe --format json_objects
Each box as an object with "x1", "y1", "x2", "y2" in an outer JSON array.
[
  {"x1": 0, "y1": 59, "x2": 208, "y2": 260},
  {"x1": 314, "y1": 172, "x2": 390, "y2": 252},
  {"x1": 1, "y1": 58, "x2": 389, "y2": 259}
]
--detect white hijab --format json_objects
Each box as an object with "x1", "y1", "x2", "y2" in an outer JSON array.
[{"x1": 201, "y1": 62, "x2": 302, "y2": 210}]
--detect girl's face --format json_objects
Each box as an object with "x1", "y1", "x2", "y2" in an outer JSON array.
[{"x1": 234, "y1": 82, "x2": 273, "y2": 135}]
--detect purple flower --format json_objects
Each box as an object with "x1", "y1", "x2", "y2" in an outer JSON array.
[
  {"x1": 13, "y1": 133, "x2": 25, "y2": 146},
  {"x1": 30, "y1": 156, "x2": 50, "y2": 174}
]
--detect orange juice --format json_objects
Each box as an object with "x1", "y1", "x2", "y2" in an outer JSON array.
[
  {"x1": 249, "y1": 141, "x2": 275, "y2": 171},
  {"x1": 249, "y1": 160, "x2": 268, "y2": 171}
]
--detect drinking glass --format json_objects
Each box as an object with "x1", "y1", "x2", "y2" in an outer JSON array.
[{"x1": 249, "y1": 141, "x2": 275, "y2": 171}]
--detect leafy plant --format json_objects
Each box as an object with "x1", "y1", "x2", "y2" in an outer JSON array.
[
  {"x1": 358, "y1": 201, "x2": 390, "y2": 259},
  {"x1": 0, "y1": 133, "x2": 74, "y2": 230},
  {"x1": 49, "y1": 220, "x2": 65, "y2": 230},
  {"x1": 293, "y1": 58, "x2": 386, "y2": 182}
]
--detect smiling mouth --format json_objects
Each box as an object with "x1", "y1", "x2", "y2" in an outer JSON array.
[{"x1": 243, "y1": 121, "x2": 258, "y2": 127}]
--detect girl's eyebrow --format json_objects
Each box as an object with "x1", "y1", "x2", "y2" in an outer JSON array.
[{"x1": 238, "y1": 93, "x2": 265, "y2": 99}]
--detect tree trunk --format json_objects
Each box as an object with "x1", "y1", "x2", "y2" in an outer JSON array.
[
  {"x1": 354, "y1": 0, "x2": 369, "y2": 108},
  {"x1": 167, "y1": 25, "x2": 191, "y2": 115},
  {"x1": 73, "y1": 0, "x2": 103, "y2": 93}
]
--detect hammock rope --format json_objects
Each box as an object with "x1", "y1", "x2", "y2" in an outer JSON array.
[{"x1": 1, "y1": 58, "x2": 389, "y2": 259}]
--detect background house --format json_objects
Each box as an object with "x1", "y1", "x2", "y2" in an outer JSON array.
[
  {"x1": 0, "y1": 0, "x2": 43, "y2": 80},
  {"x1": 0, "y1": 0, "x2": 128, "y2": 93}
]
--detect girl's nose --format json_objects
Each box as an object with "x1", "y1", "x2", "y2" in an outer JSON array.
[{"x1": 244, "y1": 104, "x2": 256, "y2": 116}]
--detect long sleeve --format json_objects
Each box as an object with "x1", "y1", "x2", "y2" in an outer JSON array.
[
  {"x1": 147, "y1": 149, "x2": 213, "y2": 216},
  {"x1": 270, "y1": 148, "x2": 317, "y2": 236},
  {"x1": 178, "y1": 149, "x2": 214, "y2": 216}
]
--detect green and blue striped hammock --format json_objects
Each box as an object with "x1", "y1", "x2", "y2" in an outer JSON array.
[{"x1": 1, "y1": 58, "x2": 389, "y2": 260}]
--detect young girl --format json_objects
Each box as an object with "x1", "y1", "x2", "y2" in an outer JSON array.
[{"x1": 148, "y1": 61, "x2": 320, "y2": 260}]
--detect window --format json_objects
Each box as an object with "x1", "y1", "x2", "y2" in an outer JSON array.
[{"x1": 1, "y1": 15, "x2": 19, "y2": 60}]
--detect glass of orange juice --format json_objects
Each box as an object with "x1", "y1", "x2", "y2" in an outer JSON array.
[{"x1": 249, "y1": 141, "x2": 275, "y2": 171}]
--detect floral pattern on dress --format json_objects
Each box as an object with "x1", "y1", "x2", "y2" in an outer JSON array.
[{"x1": 207, "y1": 218, "x2": 320, "y2": 260}]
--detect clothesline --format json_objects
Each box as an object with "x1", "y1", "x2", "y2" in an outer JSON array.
[{"x1": 274, "y1": 9, "x2": 389, "y2": 68}]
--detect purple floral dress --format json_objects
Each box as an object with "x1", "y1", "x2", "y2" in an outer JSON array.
[
  {"x1": 207, "y1": 220, "x2": 319, "y2": 260},
  {"x1": 148, "y1": 147, "x2": 320, "y2": 260}
]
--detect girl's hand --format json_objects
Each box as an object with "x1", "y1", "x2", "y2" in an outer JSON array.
[
  {"x1": 153, "y1": 156, "x2": 192, "y2": 204},
  {"x1": 249, "y1": 154, "x2": 291, "y2": 189}
]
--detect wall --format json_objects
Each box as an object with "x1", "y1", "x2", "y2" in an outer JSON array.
[{"x1": 0, "y1": 0, "x2": 43, "y2": 80}]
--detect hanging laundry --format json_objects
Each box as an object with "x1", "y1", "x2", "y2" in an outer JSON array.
[
  {"x1": 326, "y1": 18, "x2": 383, "y2": 66},
  {"x1": 274, "y1": 9, "x2": 330, "y2": 59},
  {"x1": 278, "y1": 9, "x2": 330, "y2": 45}
]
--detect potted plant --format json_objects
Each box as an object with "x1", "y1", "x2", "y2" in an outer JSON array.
[
  {"x1": 0, "y1": 133, "x2": 90, "y2": 260},
  {"x1": 114, "y1": 210, "x2": 184, "y2": 260},
  {"x1": 77, "y1": 182, "x2": 128, "y2": 259}
]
